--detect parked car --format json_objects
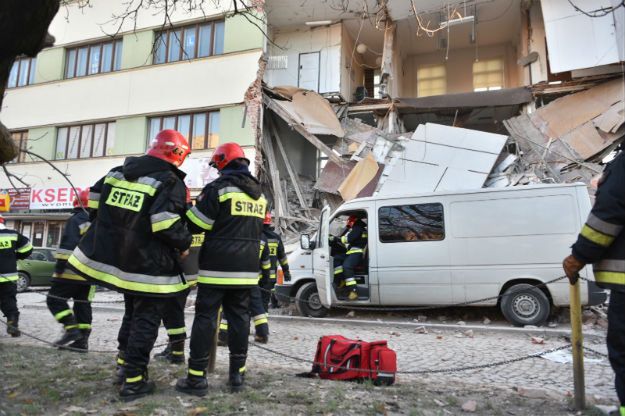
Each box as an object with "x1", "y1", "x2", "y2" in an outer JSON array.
[
  {"x1": 16, "y1": 247, "x2": 56, "y2": 292},
  {"x1": 276, "y1": 184, "x2": 607, "y2": 326}
]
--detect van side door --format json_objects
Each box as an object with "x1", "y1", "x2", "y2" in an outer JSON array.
[
  {"x1": 313, "y1": 206, "x2": 332, "y2": 307},
  {"x1": 375, "y1": 200, "x2": 453, "y2": 305}
]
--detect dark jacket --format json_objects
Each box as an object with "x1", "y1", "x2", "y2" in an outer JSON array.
[
  {"x1": 572, "y1": 152, "x2": 625, "y2": 293},
  {"x1": 340, "y1": 220, "x2": 368, "y2": 254},
  {"x1": 259, "y1": 236, "x2": 271, "y2": 281},
  {"x1": 182, "y1": 233, "x2": 203, "y2": 285},
  {"x1": 186, "y1": 167, "x2": 267, "y2": 288},
  {"x1": 262, "y1": 226, "x2": 289, "y2": 279},
  {"x1": 0, "y1": 227, "x2": 32, "y2": 282},
  {"x1": 53, "y1": 208, "x2": 91, "y2": 284},
  {"x1": 68, "y1": 155, "x2": 192, "y2": 297}
]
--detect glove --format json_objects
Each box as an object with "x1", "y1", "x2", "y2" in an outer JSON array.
[
  {"x1": 283, "y1": 271, "x2": 292, "y2": 282},
  {"x1": 562, "y1": 255, "x2": 585, "y2": 285}
]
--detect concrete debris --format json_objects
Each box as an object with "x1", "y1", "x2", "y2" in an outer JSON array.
[
  {"x1": 415, "y1": 326, "x2": 428, "y2": 334},
  {"x1": 463, "y1": 330, "x2": 474, "y2": 338},
  {"x1": 482, "y1": 317, "x2": 492, "y2": 325},
  {"x1": 346, "y1": 311, "x2": 356, "y2": 318},
  {"x1": 530, "y1": 336, "x2": 544, "y2": 345}
]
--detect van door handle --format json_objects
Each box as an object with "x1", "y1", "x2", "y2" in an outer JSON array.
[{"x1": 320, "y1": 255, "x2": 326, "y2": 259}]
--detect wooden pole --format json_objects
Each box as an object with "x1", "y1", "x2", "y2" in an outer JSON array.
[
  {"x1": 569, "y1": 279, "x2": 586, "y2": 410},
  {"x1": 207, "y1": 307, "x2": 222, "y2": 373}
]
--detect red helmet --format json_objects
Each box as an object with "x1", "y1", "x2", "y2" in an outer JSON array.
[
  {"x1": 147, "y1": 130, "x2": 191, "y2": 167},
  {"x1": 73, "y1": 188, "x2": 89, "y2": 209},
  {"x1": 0, "y1": 215, "x2": 4, "y2": 224},
  {"x1": 264, "y1": 210, "x2": 272, "y2": 225},
  {"x1": 346, "y1": 215, "x2": 358, "y2": 228},
  {"x1": 210, "y1": 142, "x2": 249, "y2": 171}
]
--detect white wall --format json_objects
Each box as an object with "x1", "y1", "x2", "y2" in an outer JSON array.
[
  {"x1": 403, "y1": 43, "x2": 520, "y2": 97},
  {"x1": 265, "y1": 24, "x2": 341, "y2": 93},
  {"x1": 541, "y1": 0, "x2": 623, "y2": 73},
  {"x1": 49, "y1": 1, "x2": 227, "y2": 46},
  {"x1": 1, "y1": 51, "x2": 262, "y2": 129}
]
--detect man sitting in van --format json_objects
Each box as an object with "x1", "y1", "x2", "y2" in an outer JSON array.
[{"x1": 330, "y1": 215, "x2": 367, "y2": 301}]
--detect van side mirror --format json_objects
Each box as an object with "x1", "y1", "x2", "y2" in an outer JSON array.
[{"x1": 300, "y1": 234, "x2": 316, "y2": 250}]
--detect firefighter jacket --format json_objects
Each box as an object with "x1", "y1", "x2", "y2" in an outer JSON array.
[
  {"x1": 53, "y1": 208, "x2": 91, "y2": 284},
  {"x1": 68, "y1": 155, "x2": 192, "y2": 297},
  {"x1": 572, "y1": 151, "x2": 625, "y2": 293},
  {"x1": 182, "y1": 233, "x2": 204, "y2": 286},
  {"x1": 186, "y1": 166, "x2": 267, "y2": 288},
  {"x1": 262, "y1": 226, "x2": 289, "y2": 280},
  {"x1": 0, "y1": 226, "x2": 33, "y2": 283},
  {"x1": 259, "y1": 236, "x2": 271, "y2": 281},
  {"x1": 340, "y1": 220, "x2": 368, "y2": 255}
]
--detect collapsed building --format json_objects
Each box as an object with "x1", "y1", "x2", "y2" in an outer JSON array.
[{"x1": 253, "y1": 0, "x2": 625, "y2": 240}]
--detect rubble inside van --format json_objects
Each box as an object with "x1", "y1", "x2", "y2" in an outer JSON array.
[{"x1": 259, "y1": 77, "x2": 625, "y2": 241}]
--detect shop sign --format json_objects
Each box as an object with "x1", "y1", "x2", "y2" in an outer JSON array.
[
  {"x1": 29, "y1": 186, "x2": 88, "y2": 210},
  {"x1": 0, "y1": 188, "x2": 31, "y2": 211}
]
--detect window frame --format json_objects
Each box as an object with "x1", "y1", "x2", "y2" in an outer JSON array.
[
  {"x1": 472, "y1": 58, "x2": 505, "y2": 92},
  {"x1": 55, "y1": 122, "x2": 115, "y2": 160},
  {"x1": 65, "y1": 39, "x2": 122, "y2": 79},
  {"x1": 148, "y1": 110, "x2": 220, "y2": 151},
  {"x1": 416, "y1": 64, "x2": 447, "y2": 98},
  {"x1": 153, "y1": 19, "x2": 224, "y2": 65},
  {"x1": 377, "y1": 202, "x2": 446, "y2": 243},
  {"x1": 7, "y1": 57, "x2": 37, "y2": 88}
]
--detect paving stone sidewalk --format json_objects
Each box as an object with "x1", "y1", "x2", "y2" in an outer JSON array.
[{"x1": 5, "y1": 292, "x2": 617, "y2": 403}]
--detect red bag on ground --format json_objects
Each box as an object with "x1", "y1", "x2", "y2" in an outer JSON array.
[{"x1": 311, "y1": 335, "x2": 397, "y2": 385}]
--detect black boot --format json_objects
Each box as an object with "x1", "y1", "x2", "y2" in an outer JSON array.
[
  {"x1": 6, "y1": 315, "x2": 20, "y2": 337},
  {"x1": 168, "y1": 337, "x2": 185, "y2": 364},
  {"x1": 119, "y1": 372, "x2": 155, "y2": 402},
  {"x1": 175, "y1": 372, "x2": 209, "y2": 397},
  {"x1": 154, "y1": 343, "x2": 171, "y2": 359},
  {"x1": 66, "y1": 329, "x2": 90, "y2": 352},
  {"x1": 113, "y1": 352, "x2": 126, "y2": 386},
  {"x1": 228, "y1": 354, "x2": 246, "y2": 393},
  {"x1": 54, "y1": 327, "x2": 82, "y2": 346}
]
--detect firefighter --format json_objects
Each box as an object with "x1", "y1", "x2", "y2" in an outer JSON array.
[
  {"x1": 261, "y1": 211, "x2": 291, "y2": 309},
  {"x1": 177, "y1": 142, "x2": 266, "y2": 395},
  {"x1": 219, "y1": 238, "x2": 271, "y2": 345},
  {"x1": 330, "y1": 215, "x2": 367, "y2": 300},
  {"x1": 0, "y1": 214, "x2": 32, "y2": 337},
  {"x1": 46, "y1": 189, "x2": 95, "y2": 351},
  {"x1": 68, "y1": 129, "x2": 192, "y2": 401},
  {"x1": 154, "y1": 189, "x2": 202, "y2": 365},
  {"x1": 563, "y1": 149, "x2": 625, "y2": 416}
]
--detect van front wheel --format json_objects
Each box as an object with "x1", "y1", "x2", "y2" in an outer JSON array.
[
  {"x1": 295, "y1": 282, "x2": 329, "y2": 318},
  {"x1": 500, "y1": 283, "x2": 550, "y2": 327}
]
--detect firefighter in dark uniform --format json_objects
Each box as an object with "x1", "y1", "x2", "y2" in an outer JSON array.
[
  {"x1": 219, "y1": 237, "x2": 271, "y2": 345},
  {"x1": 154, "y1": 189, "x2": 202, "y2": 364},
  {"x1": 46, "y1": 189, "x2": 95, "y2": 351},
  {"x1": 0, "y1": 214, "x2": 32, "y2": 337},
  {"x1": 332, "y1": 215, "x2": 367, "y2": 300},
  {"x1": 68, "y1": 130, "x2": 192, "y2": 401},
  {"x1": 177, "y1": 142, "x2": 266, "y2": 395},
  {"x1": 563, "y1": 150, "x2": 625, "y2": 416},
  {"x1": 261, "y1": 211, "x2": 291, "y2": 309}
]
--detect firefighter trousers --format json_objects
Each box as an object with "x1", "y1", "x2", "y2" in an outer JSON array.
[
  {"x1": 189, "y1": 285, "x2": 250, "y2": 373},
  {"x1": 0, "y1": 282, "x2": 18, "y2": 318},
  {"x1": 116, "y1": 294, "x2": 167, "y2": 379},
  {"x1": 608, "y1": 290, "x2": 625, "y2": 406},
  {"x1": 342, "y1": 252, "x2": 362, "y2": 289},
  {"x1": 249, "y1": 285, "x2": 268, "y2": 337},
  {"x1": 161, "y1": 289, "x2": 189, "y2": 350},
  {"x1": 46, "y1": 281, "x2": 94, "y2": 330}
]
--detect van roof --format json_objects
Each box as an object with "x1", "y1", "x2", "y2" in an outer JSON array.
[{"x1": 340, "y1": 183, "x2": 587, "y2": 206}]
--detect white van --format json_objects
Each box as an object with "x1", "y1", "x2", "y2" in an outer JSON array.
[{"x1": 274, "y1": 184, "x2": 607, "y2": 326}]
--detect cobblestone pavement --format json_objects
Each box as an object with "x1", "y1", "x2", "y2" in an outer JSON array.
[{"x1": 6, "y1": 291, "x2": 617, "y2": 403}]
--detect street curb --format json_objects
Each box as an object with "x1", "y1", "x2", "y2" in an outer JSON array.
[{"x1": 22, "y1": 303, "x2": 606, "y2": 340}]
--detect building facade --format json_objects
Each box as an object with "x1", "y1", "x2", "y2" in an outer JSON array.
[{"x1": 1, "y1": 1, "x2": 265, "y2": 246}]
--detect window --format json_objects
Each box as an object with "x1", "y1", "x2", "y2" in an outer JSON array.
[
  {"x1": 148, "y1": 111, "x2": 220, "y2": 150},
  {"x1": 154, "y1": 20, "x2": 225, "y2": 64},
  {"x1": 378, "y1": 203, "x2": 445, "y2": 243},
  {"x1": 10, "y1": 131, "x2": 28, "y2": 163},
  {"x1": 417, "y1": 65, "x2": 446, "y2": 97},
  {"x1": 65, "y1": 39, "x2": 123, "y2": 79},
  {"x1": 473, "y1": 58, "x2": 504, "y2": 91},
  {"x1": 7, "y1": 57, "x2": 36, "y2": 88},
  {"x1": 55, "y1": 122, "x2": 116, "y2": 160}
]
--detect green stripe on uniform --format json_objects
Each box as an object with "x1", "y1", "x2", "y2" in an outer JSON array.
[
  {"x1": 580, "y1": 224, "x2": 615, "y2": 247},
  {"x1": 198, "y1": 276, "x2": 259, "y2": 285},
  {"x1": 104, "y1": 176, "x2": 158, "y2": 196},
  {"x1": 167, "y1": 327, "x2": 186, "y2": 335}
]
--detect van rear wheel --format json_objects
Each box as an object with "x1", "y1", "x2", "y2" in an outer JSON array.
[
  {"x1": 295, "y1": 282, "x2": 329, "y2": 318},
  {"x1": 500, "y1": 283, "x2": 550, "y2": 327}
]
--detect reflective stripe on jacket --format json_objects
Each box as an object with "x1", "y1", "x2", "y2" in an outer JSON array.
[
  {"x1": 572, "y1": 152, "x2": 625, "y2": 293},
  {"x1": 0, "y1": 228, "x2": 32, "y2": 281},
  {"x1": 53, "y1": 209, "x2": 90, "y2": 284}
]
